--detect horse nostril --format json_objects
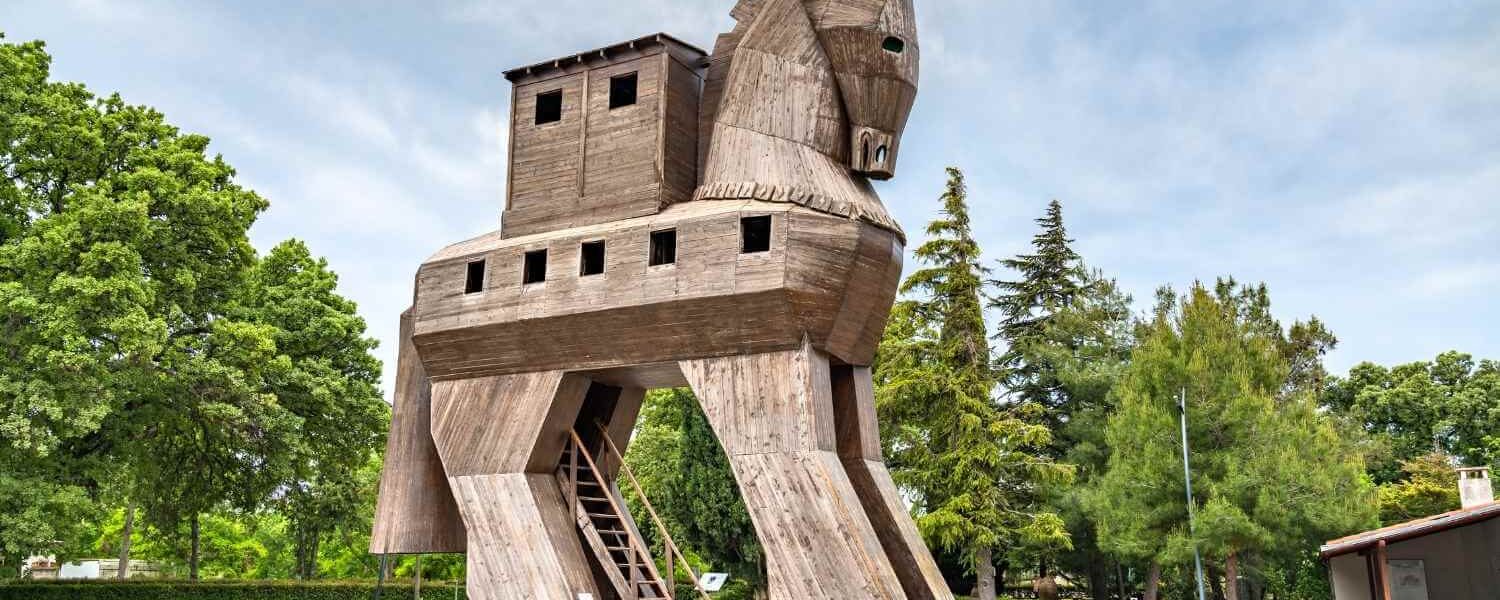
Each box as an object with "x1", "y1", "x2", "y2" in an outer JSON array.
[{"x1": 875, "y1": 146, "x2": 887, "y2": 164}]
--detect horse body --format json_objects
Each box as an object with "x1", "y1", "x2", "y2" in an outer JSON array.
[{"x1": 370, "y1": 2, "x2": 949, "y2": 598}]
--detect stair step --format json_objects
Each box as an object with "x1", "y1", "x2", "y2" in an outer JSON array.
[
  {"x1": 587, "y1": 512, "x2": 622, "y2": 520},
  {"x1": 578, "y1": 495, "x2": 610, "y2": 502}
]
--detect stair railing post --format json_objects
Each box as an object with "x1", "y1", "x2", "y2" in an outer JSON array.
[
  {"x1": 629, "y1": 545, "x2": 639, "y2": 600},
  {"x1": 567, "y1": 437, "x2": 579, "y2": 510},
  {"x1": 595, "y1": 424, "x2": 713, "y2": 600},
  {"x1": 665, "y1": 541, "x2": 675, "y2": 599}
]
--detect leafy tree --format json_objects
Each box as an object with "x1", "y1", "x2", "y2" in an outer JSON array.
[
  {"x1": 1323, "y1": 351, "x2": 1500, "y2": 482},
  {"x1": 237, "y1": 240, "x2": 386, "y2": 579},
  {"x1": 1376, "y1": 452, "x2": 1461, "y2": 526},
  {"x1": 623, "y1": 388, "x2": 763, "y2": 591},
  {"x1": 0, "y1": 34, "x2": 386, "y2": 578},
  {"x1": 876, "y1": 168, "x2": 1072, "y2": 600},
  {"x1": 1091, "y1": 282, "x2": 1375, "y2": 600}
]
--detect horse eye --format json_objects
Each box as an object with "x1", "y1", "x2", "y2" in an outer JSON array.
[{"x1": 882, "y1": 36, "x2": 905, "y2": 54}]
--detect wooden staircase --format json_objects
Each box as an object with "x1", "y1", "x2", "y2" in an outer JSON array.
[{"x1": 556, "y1": 427, "x2": 711, "y2": 600}]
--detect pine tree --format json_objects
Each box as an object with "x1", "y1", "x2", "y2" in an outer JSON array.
[
  {"x1": 990, "y1": 200, "x2": 1087, "y2": 413},
  {"x1": 876, "y1": 168, "x2": 1072, "y2": 600},
  {"x1": 1091, "y1": 282, "x2": 1375, "y2": 600}
]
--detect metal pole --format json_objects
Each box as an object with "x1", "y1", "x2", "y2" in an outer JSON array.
[{"x1": 1179, "y1": 388, "x2": 1207, "y2": 600}]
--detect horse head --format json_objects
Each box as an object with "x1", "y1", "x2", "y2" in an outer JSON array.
[{"x1": 805, "y1": 0, "x2": 918, "y2": 180}]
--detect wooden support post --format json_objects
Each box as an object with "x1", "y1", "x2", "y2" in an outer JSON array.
[
  {"x1": 831, "y1": 365, "x2": 955, "y2": 600},
  {"x1": 1376, "y1": 540, "x2": 1393, "y2": 600},
  {"x1": 429, "y1": 371, "x2": 601, "y2": 600},
  {"x1": 680, "y1": 340, "x2": 909, "y2": 599},
  {"x1": 369, "y1": 309, "x2": 466, "y2": 555}
]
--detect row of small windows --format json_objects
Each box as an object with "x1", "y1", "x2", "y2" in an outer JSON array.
[
  {"x1": 464, "y1": 216, "x2": 772, "y2": 293},
  {"x1": 534, "y1": 72, "x2": 639, "y2": 125}
]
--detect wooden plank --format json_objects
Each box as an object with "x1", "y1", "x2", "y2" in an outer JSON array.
[
  {"x1": 447, "y1": 473, "x2": 603, "y2": 600},
  {"x1": 833, "y1": 366, "x2": 953, "y2": 600},
  {"x1": 681, "y1": 341, "x2": 907, "y2": 599},
  {"x1": 369, "y1": 308, "x2": 467, "y2": 554}
]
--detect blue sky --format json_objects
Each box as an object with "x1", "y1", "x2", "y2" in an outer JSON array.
[{"x1": 3, "y1": 0, "x2": 1497, "y2": 398}]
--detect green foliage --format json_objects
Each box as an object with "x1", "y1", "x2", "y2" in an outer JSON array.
[
  {"x1": 876, "y1": 168, "x2": 1073, "y2": 580},
  {"x1": 1376, "y1": 452, "x2": 1461, "y2": 526},
  {"x1": 622, "y1": 388, "x2": 763, "y2": 590},
  {"x1": 0, "y1": 580, "x2": 463, "y2": 600},
  {"x1": 0, "y1": 34, "x2": 385, "y2": 575},
  {"x1": 1323, "y1": 351, "x2": 1500, "y2": 482},
  {"x1": 990, "y1": 199, "x2": 1087, "y2": 413},
  {"x1": 1091, "y1": 282, "x2": 1375, "y2": 580}
]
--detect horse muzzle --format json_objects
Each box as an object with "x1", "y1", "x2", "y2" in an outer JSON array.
[{"x1": 850, "y1": 125, "x2": 899, "y2": 180}]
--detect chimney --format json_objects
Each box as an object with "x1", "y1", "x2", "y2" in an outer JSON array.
[{"x1": 1458, "y1": 467, "x2": 1494, "y2": 509}]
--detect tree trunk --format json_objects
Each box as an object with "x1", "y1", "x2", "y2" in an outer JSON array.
[
  {"x1": 1116, "y1": 561, "x2": 1127, "y2": 600},
  {"x1": 308, "y1": 533, "x2": 319, "y2": 580},
  {"x1": 1144, "y1": 562, "x2": 1162, "y2": 600},
  {"x1": 1210, "y1": 564, "x2": 1226, "y2": 600},
  {"x1": 1225, "y1": 550, "x2": 1240, "y2": 600},
  {"x1": 117, "y1": 499, "x2": 135, "y2": 579},
  {"x1": 189, "y1": 513, "x2": 200, "y2": 581},
  {"x1": 1088, "y1": 560, "x2": 1108, "y2": 600},
  {"x1": 974, "y1": 547, "x2": 997, "y2": 600}
]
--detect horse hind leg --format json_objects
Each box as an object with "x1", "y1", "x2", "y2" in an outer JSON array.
[
  {"x1": 680, "y1": 339, "x2": 915, "y2": 600},
  {"x1": 369, "y1": 308, "x2": 466, "y2": 555},
  {"x1": 428, "y1": 371, "x2": 602, "y2": 600}
]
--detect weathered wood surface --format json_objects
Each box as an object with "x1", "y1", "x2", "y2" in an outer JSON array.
[
  {"x1": 368, "y1": 309, "x2": 466, "y2": 554},
  {"x1": 412, "y1": 202, "x2": 900, "y2": 380},
  {"x1": 372, "y1": 2, "x2": 943, "y2": 598},
  {"x1": 429, "y1": 372, "x2": 601, "y2": 599},
  {"x1": 833, "y1": 366, "x2": 954, "y2": 600},
  {"x1": 682, "y1": 340, "x2": 909, "y2": 599},
  {"x1": 502, "y1": 36, "x2": 706, "y2": 239}
]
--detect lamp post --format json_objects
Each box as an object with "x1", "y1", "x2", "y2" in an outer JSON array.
[{"x1": 1179, "y1": 388, "x2": 1207, "y2": 600}]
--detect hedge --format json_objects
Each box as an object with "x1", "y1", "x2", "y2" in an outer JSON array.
[{"x1": 0, "y1": 579, "x2": 466, "y2": 600}]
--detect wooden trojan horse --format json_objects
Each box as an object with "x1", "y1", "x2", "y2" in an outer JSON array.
[{"x1": 370, "y1": 0, "x2": 951, "y2": 598}]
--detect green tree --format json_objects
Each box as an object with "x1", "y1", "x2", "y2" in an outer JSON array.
[
  {"x1": 623, "y1": 388, "x2": 763, "y2": 591},
  {"x1": 1323, "y1": 351, "x2": 1500, "y2": 482},
  {"x1": 1376, "y1": 452, "x2": 1461, "y2": 526},
  {"x1": 990, "y1": 199, "x2": 1086, "y2": 415},
  {"x1": 0, "y1": 34, "x2": 387, "y2": 578},
  {"x1": 876, "y1": 168, "x2": 1072, "y2": 600},
  {"x1": 988, "y1": 200, "x2": 1136, "y2": 595},
  {"x1": 1092, "y1": 283, "x2": 1375, "y2": 600},
  {"x1": 238, "y1": 240, "x2": 387, "y2": 579}
]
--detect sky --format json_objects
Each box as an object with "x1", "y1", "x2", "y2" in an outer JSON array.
[{"x1": 3, "y1": 0, "x2": 1498, "y2": 400}]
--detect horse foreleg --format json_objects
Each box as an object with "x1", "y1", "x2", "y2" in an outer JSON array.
[
  {"x1": 831, "y1": 365, "x2": 955, "y2": 600},
  {"x1": 681, "y1": 340, "x2": 908, "y2": 600}
]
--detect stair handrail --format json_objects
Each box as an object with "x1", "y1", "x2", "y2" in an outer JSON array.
[
  {"x1": 594, "y1": 423, "x2": 714, "y2": 600},
  {"x1": 566, "y1": 429, "x2": 669, "y2": 597}
]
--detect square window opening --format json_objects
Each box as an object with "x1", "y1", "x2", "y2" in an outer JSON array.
[
  {"x1": 609, "y1": 72, "x2": 638, "y2": 109},
  {"x1": 464, "y1": 259, "x2": 486, "y2": 294},
  {"x1": 741, "y1": 215, "x2": 772, "y2": 253},
  {"x1": 580, "y1": 240, "x2": 606, "y2": 276},
  {"x1": 535, "y1": 90, "x2": 562, "y2": 125},
  {"x1": 523, "y1": 249, "x2": 548, "y2": 284},
  {"x1": 649, "y1": 229, "x2": 677, "y2": 266}
]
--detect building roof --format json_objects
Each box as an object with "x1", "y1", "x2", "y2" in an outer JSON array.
[
  {"x1": 1320, "y1": 501, "x2": 1500, "y2": 559},
  {"x1": 502, "y1": 33, "x2": 708, "y2": 82}
]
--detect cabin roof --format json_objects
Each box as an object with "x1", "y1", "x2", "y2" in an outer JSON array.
[
  {"x1": 1319, "y1": 500, "x2": 1500, "y2": 559},
  {"x1": 502, "y1": 33, "x2": 708, "y2": 82}
]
